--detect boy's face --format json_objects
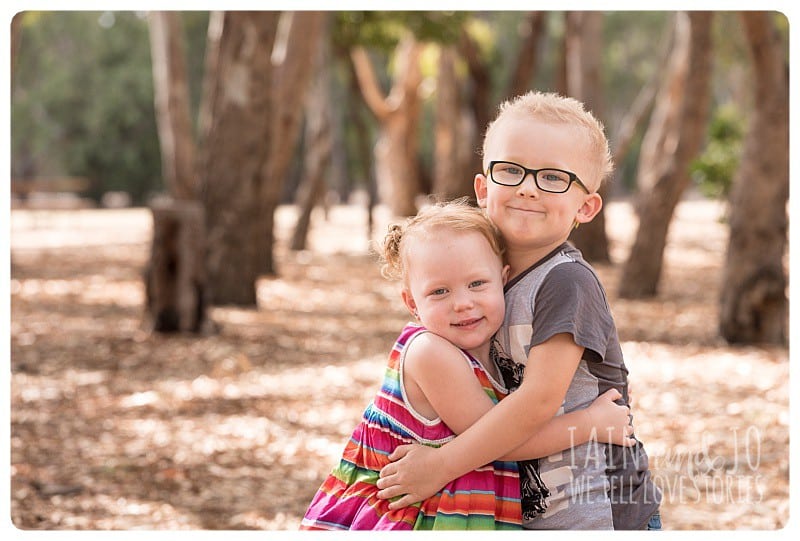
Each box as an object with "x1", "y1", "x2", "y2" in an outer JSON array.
[
  {"x1": 475, "y1": 116, "x2": 602, "y2": 265},
  {"x1": 401, "y1": 230, "x2": 508, "y2": 361}
]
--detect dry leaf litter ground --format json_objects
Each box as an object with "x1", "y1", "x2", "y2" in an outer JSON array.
[{"x1": 9, "y1": 199, "x2": 789, "y2": 530}]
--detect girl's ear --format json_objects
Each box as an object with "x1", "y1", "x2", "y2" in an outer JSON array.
[
  {"x1": 501, "y1": 264, "x2": 510, "y2": 285},
  {"x1": 401, "y1": 289, "x2": 418, "y2": 319},
  {"x1": 474, "y1": 173, "x2": 489, "y2": 209},
  {"x1": 575, "y1": 192, "x2": 603, "y2": 225}
]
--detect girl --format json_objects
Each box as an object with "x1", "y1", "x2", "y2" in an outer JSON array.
[{"x1": 300, "y1": 199, "x2": 632, "y2": 530}]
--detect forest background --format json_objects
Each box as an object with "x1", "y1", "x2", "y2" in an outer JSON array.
[{"x1": 8, "y1": 9, "x2": 791, "y2": 531}]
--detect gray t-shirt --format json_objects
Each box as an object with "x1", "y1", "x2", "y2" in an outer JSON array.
[{"x1": 490, "y1": 243, "x2": 661, "y2": 530}]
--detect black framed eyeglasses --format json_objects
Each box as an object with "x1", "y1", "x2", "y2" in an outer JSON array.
[{"x1": 487, "y1": 160, "x2": 590, "y2": 194}]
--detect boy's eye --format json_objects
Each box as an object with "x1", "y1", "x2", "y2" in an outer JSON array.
[
  {"x1": 539, "y1": 170, "x2": 570, "y2": 184},
  {"x1": 430, "y1": 288, "x2": 448, "y2": 296},
  {"x1": 469, "y1": 280, "x2": 487, "y2": 288},
  {"x1": 501, "y1": 165, "x2": 524, "y2": 175}
]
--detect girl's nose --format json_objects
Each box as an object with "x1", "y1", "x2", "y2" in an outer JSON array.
[{"x1": 453, "y1": 292, "x2": 474, "y2": 311}]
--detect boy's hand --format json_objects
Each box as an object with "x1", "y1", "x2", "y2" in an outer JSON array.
[
  {"x1": 587, "y1": 388, "x2": 636, "y2": 447},
  {"x1": 376, "y1": 444, "x2": 447, "y2": 509}
]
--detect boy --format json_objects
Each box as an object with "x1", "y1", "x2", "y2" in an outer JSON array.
[{"x1": 376, "y1": 92, "x2": 661, "y2": 529}]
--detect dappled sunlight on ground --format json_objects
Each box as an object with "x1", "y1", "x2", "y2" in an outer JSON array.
[{"x1": 10, "y1": 201, "x2": 788, "y2": 529}]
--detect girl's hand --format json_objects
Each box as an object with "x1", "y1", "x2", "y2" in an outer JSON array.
[
  {"x1": 376, "y1": 444, "x2": 448, "y2": 510},
  {"x1": 587, "y1": 388, "x2": 636, "y2": 446}
]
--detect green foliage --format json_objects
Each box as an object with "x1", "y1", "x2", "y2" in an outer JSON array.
[
  {"x1": 690, "y1": 103, "x2": 745, "y2": 199},
  {"x1": 334, "y1": 11, "x2": 468, "y2": 51},
  {"x1": 12, "y1": 11, "x2": 162, "y2": 204}
]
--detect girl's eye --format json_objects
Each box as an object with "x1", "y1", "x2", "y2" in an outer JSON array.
[
  {"x1": 470, "y1": 280, "x2": 487, "y2": 288},
  {"x1": 431, "y1": 288, "x2": 448, "y2": 296}
]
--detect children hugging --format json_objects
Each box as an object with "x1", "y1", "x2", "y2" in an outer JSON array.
[{"x1": 301, "y1": 91, "x2": 661, "y2": 531}]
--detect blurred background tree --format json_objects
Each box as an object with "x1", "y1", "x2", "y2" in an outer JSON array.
[{"x1": 10, "y1": 10, "x2": 788, "y2": 344}]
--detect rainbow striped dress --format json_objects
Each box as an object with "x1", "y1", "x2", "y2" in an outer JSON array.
[{"x1": 300, "y1": 323, "x2": 522, "y2": 530}]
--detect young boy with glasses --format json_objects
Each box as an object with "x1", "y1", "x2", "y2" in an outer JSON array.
[{"x1": 377, "y1": 91, "x2": 662, "y2": 529}]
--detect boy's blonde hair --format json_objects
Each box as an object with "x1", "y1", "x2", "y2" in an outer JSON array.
[
  {"x1": 483, "y1": 91, "x2": 614, "y2": 186},
  {"x1": 380, "y1": 198, "x2": 505, "y2": 283}
]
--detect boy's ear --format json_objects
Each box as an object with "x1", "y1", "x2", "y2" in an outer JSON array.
[
  {"x1": 501, "y1": 264, "x2": 511, "y2": 285},
  {"x1": 474, "y1": 173, "x2": 489, "y2": 208},
  {"x1": 575, "y1": 192, "x2": 603, "y2": 225}
]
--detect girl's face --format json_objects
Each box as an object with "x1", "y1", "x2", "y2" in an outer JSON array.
[{"x1": 401, "y1": 229, "x2": 508, "y2": 361}]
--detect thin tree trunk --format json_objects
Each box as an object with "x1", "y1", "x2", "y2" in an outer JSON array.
[
  {"x1": 291, "y1": 17, "x2": 332, "y2": 252},
  {"x1": 148, "y1": 11, "x2": 196, "y2": 200},
  {"x1": 341, "y1": 51, "x2": 379, "y2": 241},
  {"x1": 432, "y1": 46, "x2": 473, "y2": 201},
  {"x1": 351, "y1": 37, "x2": 423, "y2": 217},
  {"x1": 719, "y1": 12, "x2": 788, "y2": 344},
  {"x1": 563, "y1": 11, "x2": 610, "y2": 263},
  {"x1": 458, "y1": 28, "x2": 493, "y2": 177},
  {"x1": 619, "y1": 12, "x2": 713, "y2": 299},
  {"x1": 610, "y1": 18, "x2": 673, "y2": 177},
  {"x1": 507, "y1": 12, "x2": 546, "y2": 97},
  {"x1": 260, "y1": 11, "x2": 326, "y2": 274}
]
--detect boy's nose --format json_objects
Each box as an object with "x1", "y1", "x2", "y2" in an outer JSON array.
[{"x1": 516, "y1": 173, "x2": 540, "y2": 198}]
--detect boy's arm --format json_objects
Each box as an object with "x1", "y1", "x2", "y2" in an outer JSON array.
[
  {"x1": 499, "y1": 387, "x2": 633, "y2": 460},
  {"x1": 406, "y1": 333, "x2": 633, "y2": 459},
  {"x1": 377, "y1": 332, "x2": 583, "y2": 509}
]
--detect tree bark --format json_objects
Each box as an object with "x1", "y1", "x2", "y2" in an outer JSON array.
[
  {"x1": 340, "y1": 49, "x2": 379, "y2": 241},
  {"x1": 619, "y1": 12, "x2": 713, "y2": 298},
  {"x1": 351, "y1": 37, "x2": 423, "y2": 217},
  {"x1": 198, "y1": 11, "x2": 279, "y2": 306},
  {"x1": 146, "y1": 12, "x2": 208, "y2": 332},
  {"x1": 507, "y1": 12, "x2": 546, "y2": 98},
  {"x1": 432, "y1": 46, "x2": 474, "y2": 202},
  {"x1": 291, "y1": 17, "x2": 332, "y2": 252},
  {"x1": 458, "y1": 29, "x2": 493, "y2": 177},
  {"x1": 145, "y1": 200, "x2": 207, "y2": 333},
  {"x1": 148, "y1": 11, "x2": 197, "y2": 200},
  {"x1": 719, "y1": 12, "x2": 788, "y2": 344},
  {"x1": 261, "y1": 11, "x2": 325, "y2": 272},
  {"x1": 563, "y1": 11, "x2": 611, "y2": 263}
]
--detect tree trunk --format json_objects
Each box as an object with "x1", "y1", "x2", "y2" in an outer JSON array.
[
  {"x1": 459, "y1": 28, "x2": 493, "y2": 177},
  {"x1": 563, "y1": 11, "x2": 611, "y2": 263},
  {"x1": 351, "y1": 37, "x2": 423, "y2": 217},
  {"x1": 146, "y1": 12, "x2": 208, "y2": 332},
  {"x1": 198, "y1": 11, "x2": 279, "y2": 306},
  {"x1": 432, "y1": 46, "x2": 474, "y2": 201},
  {"x1": 618, "y1": 12, "x2": 713, "y2": 299},
  {"x1": 340, "y1": 50, "x2": 379, "y2": 240},
  {"x1": 507, "y1": 12, "x2": 546, "y2": 98},
  {"x1": 291, "y1": 17, "x2": 332, "y2": 252},
  {"x1": 148, "y1": 11, "x2": 197, "y2": 200},
  {"x1": 719, "y1": 12, "x2": 788, "y2": 344},
  {"x1": 459, "y1": 14, "x2": 546, "y2": 180},
  {"x1": 145, "y1": 200, "x2": 207, "y2": 333},
  {"x1": 261, "y1": 11, "x2": 325, "y2": 273}
]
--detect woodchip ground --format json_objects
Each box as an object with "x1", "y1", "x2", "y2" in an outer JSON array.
[{"x1": 9, "y1": 199, "x2": 789, "y2": 530}]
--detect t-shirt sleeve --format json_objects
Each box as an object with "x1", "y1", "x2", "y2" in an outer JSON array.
[{"x1": 529, "y1": 262, "x2": 614, "y2": 363}]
